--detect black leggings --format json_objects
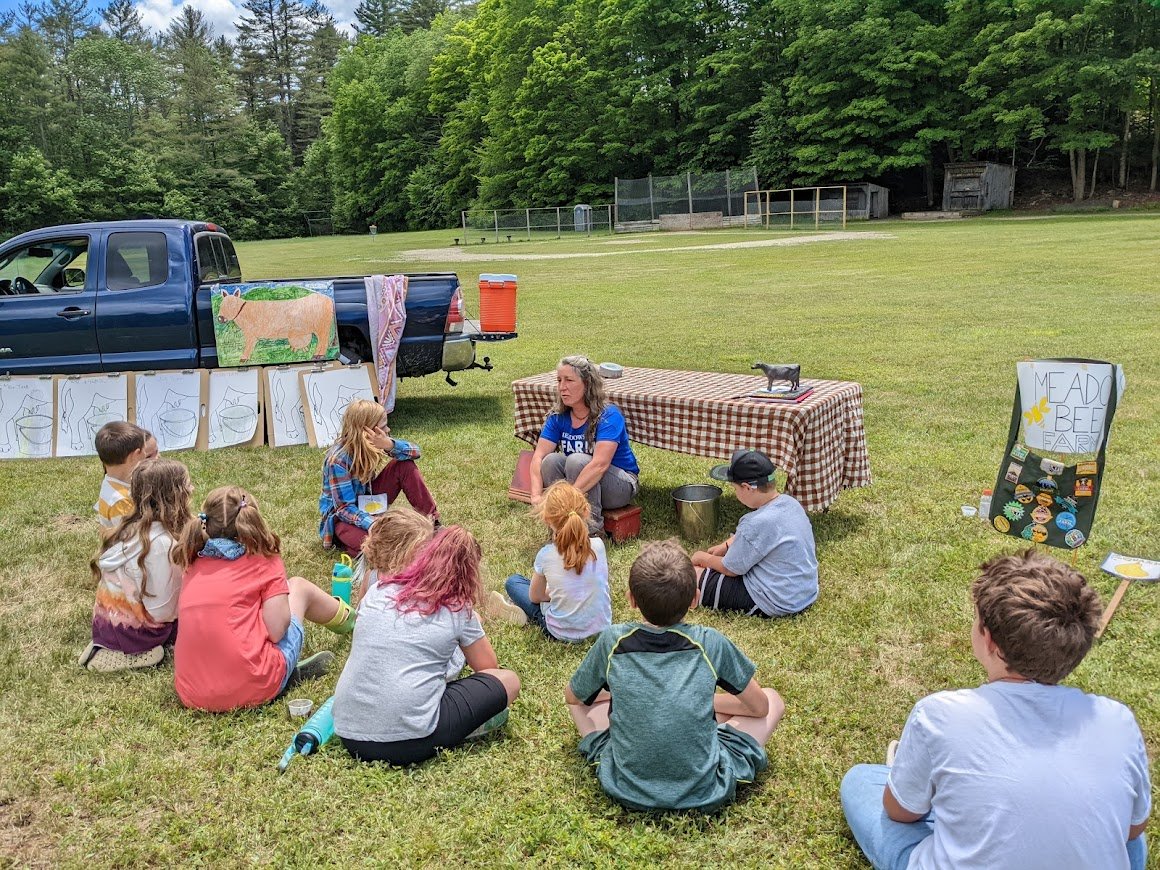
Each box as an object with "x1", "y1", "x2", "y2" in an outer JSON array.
[
  {"x1": 340, "y1": 673, "x2": 508, "y2": 766},
  {"x1": 698, "y1": 569, "x2": 770, "y2": 618}
]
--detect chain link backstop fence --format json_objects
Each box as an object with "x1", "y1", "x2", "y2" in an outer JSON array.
[{"x1": 614, "y1": 168, "x2": 759, "y2": 227}]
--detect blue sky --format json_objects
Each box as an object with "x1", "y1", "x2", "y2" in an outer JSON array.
[{"x1": 1, "y1": 0, "x2": 359, "y2": 38}]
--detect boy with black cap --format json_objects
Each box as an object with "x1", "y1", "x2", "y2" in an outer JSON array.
[{"x1": 691, "y1": 448, "x2": 818, "y2": 618}]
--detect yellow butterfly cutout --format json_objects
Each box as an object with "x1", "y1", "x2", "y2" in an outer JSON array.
[{"x1": 1023, "y1": 397, "x2": 1050, "y2": 427}]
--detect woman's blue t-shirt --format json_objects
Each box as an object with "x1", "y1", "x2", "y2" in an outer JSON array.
[{"x1": 540, "y1": 406, "x2": 639, "y2": 476}]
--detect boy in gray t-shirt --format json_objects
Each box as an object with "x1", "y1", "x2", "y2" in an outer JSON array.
[
  {"x1": 566, "y1": 540, "x2": 785, "y2": 812},
  {"x1": 692, "y1": 448, "x2": 818, "y2": 617}
]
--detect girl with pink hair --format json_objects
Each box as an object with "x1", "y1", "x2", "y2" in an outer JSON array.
[{"x1": 333, "y1": 525, "x2": 520, "y2": 764}]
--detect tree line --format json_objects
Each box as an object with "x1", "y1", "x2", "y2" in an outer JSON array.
[{"x1": 1, "y1": 0, "x2": 1157, "y2": 240}]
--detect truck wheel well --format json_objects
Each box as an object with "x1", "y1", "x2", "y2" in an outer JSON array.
[{"x1": 339, "y1": 326, "x2": 372, "y2": 364}]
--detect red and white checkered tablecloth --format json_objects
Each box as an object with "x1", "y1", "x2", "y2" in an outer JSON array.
[{"x1": 512, "y1": 367, "x2": 871, "y2": 512}]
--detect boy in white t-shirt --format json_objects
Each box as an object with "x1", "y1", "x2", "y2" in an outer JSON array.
[{"x1": 840, "y1": 550, "x2": 1151, "y2": 870}]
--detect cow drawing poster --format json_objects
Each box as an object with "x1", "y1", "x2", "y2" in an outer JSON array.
[
  {"x1": 1016, "y1": 360, "x2": 1125, "y2": 454},
  {"x1": 211, "y1": 281, "x2": 339, "y2": 367}
]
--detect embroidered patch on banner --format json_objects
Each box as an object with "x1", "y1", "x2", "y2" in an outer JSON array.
[
  {"x1": 1055, "y1": 496, "x2": 1077, "y2": 513},
  {"x1": 1005, "y1": 462, "x2": 1023, "y2": 483},
  {"x1": 1036, "y1": 491, "x2": 1054, "y2": 507},
  {"x1": 1036, "y1": 476, "x2": 1058, "y2": 493},
  {"x1": 1075, "y1": 478, "x2": 1094, "y2": 497},
  {"x1": 1015, "y1": 485, "x2": 1034, "y2": 504},
  {"x1": 1076, "y1": 460, "x2": 1099, "y2": 477},
  {"x1": 1040, "y1": 458, "x2": 1065, "y2": 476},
  {"x1": 1003, "y1": 501, "x2": 1025, "y2": 521},
  {"x1": 1030, "y1": 505, "x2": 1052, "y2": 525},
  {"x1": 1030, "y1": 524, "x2": 1048, "y2": 543},
  {"x1": 1010, "y1": 444, "x2": 1029, "y2": 461},
  {"x1": 1065, "y1": 529, "x2": 1086, "y2": 548},
  {"x1": 1055, "y1": 512, "x2": 1077, "y2": 531},
  {"x1": 994, "y1": 516, "x2": 1011, "y2": 533}
]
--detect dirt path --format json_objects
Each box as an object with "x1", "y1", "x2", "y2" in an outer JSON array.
[{"x1": 397, "y1": 231, "x2": 894, "y2": 262}]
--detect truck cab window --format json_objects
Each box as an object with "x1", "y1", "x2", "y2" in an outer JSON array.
[
  {"x1": 0, "y1": 237, "x2": 89, "y2": 296},
  {"x1": 107, "y1": 232, "x2": 168, "y2": 291},
  {"x1": 196, "y1": 233, "x2": 241, "y2": 283}
]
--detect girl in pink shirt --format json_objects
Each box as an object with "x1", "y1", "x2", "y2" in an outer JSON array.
[{"x1": 174, "y1": 485, "x2": 355, "y2": 712}]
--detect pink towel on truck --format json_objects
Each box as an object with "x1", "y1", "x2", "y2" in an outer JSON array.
[{"x1": 364, "y1": 274, "x2": 409, "y2": 412}]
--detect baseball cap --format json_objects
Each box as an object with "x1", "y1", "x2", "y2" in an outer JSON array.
[{"x1": 709, "y1": 448, "x2": 775, "y2": 485}]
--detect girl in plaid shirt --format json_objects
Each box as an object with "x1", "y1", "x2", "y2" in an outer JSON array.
[{"x1": 319, "y1": 399, "x2": 440, "y2": 555}]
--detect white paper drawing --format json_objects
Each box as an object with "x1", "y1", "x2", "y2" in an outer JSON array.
[
  {"x1": 56, "y1": 374, "x2": 129, "y2": 457},
  {"x1": 267, "y1": 366, "x2": 311, "y2": 447},
  {"x1": 302, "y1": 366, "x2": 376, "y2": 446},
  {"x1": 208, "y1": 369, "x2": 260, "y2": 448},
  {"x1": 0, "y1": 377, "x2": 55, "y2": 459},
  {"x1": 135, "y1": 372, "x2": 203, "y2": 452}
]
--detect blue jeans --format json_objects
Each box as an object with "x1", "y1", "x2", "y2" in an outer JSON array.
[
  {"x1": 275, "y1": 616, "x2": 306, "y2": 693},
  {"x1": 504, "y1": 574, "x2": 548, "y2": 631},
  {"x1": 841, "y1": 763, "x2": 1148, "y2": 870}
]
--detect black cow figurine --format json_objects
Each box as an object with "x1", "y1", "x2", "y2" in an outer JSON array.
[{"x1": 752, "y1": 362, "x2": 801, "y2": 392}]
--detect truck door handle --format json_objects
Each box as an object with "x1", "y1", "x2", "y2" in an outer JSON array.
[{"x1": 57, "y1": 307, "x2": 92, "y2": 319}]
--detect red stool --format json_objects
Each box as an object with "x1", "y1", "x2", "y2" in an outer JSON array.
[
  {"x1": 508, "y1": 450, "x2": 534, "y2": 504},
  {"x1": 603, "y1": 505, "x2": 641, "y2": 543}
]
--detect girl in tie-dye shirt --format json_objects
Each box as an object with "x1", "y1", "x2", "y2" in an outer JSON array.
[{"x1": 81, "y1": 459, "x2": 192, "y2": 672}]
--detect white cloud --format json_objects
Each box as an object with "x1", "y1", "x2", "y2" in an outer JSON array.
[{"x1": 133, "y1": 0, "x2": 357, "y2": 41}]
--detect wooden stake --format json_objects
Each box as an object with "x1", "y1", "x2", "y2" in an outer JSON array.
[{"x1": 1095, "y1": 579, "x2": 1132, "y2": 639}]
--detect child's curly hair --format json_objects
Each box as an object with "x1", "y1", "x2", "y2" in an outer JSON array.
[
  {"x1": 177, "y1": 485, "x2": 280, "y2": 567},
  {"x1": 360, "y1": 508, "x2": 435, "y2": 603},
  {"x1": 91, "y1": 458, "x2": 191, "y2": 596}
]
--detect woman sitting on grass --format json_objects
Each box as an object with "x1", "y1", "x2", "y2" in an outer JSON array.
[
  {"x1": 333, "y1": 525, "x2": 520, "y2": 765},
  {"x1": 81, "y1": 458, "x2": 191, "y2": 673}
]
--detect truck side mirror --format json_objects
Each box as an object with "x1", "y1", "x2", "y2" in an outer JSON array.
[{"x1": 62, "y1": 267, "x2": 85, "y2": 288}]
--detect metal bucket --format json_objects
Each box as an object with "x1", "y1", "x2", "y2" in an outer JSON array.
[{"x1": 672, "y1": 484, "x2": 722, "y2": 540}]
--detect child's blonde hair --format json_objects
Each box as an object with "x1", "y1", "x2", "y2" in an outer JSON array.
[
  {"x1": 336, "y1": 398, "x2": 388, "y2": 484},
  {"x1": 536, "y1": 481, "x2": 596, "y2": 573},
  {"x1": 362, "y1": 507, "x2": 435, "y2": 575},
  {"x1": 91, "y1": 458, "x2": 192, "y2": 596},
  {"x1": 177, "y1": 485, "x2": 280, "y2": 568}
]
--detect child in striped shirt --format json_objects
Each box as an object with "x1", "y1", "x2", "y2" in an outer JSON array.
[{"x1": 93, "y1": 422, "x2": 157, "y2": 530}]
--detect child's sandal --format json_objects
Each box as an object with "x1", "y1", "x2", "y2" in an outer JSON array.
[
  {"x1": 322, "y1": 597, "x2": 357, "y2": 635},
  {"x1": 79, "y1": 643, "x2": 165, "y2": 673}
]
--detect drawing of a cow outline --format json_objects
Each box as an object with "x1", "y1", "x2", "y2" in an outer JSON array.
[{"x1": 217, "y1": 288, "x2": 335, "y2": 363}]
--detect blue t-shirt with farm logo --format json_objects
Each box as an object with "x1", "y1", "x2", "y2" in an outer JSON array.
[{"x1": 540, "y1": 406, "x2": 639, "y2": 476}]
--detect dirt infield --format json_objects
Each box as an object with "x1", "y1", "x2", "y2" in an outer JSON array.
[{"x1": 399, "y1": 231, "x2": 894, "y2": 262}]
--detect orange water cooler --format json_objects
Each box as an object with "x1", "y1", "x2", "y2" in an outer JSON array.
[{"x1": 478, "y1": 273, "x2": 518, "y2": 333}]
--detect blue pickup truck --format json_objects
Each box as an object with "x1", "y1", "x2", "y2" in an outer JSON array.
[{"x1": 0, "y1": 219, "x2": 505, "y2": 378}]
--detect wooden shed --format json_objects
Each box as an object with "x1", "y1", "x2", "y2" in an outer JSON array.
[
  {"x1": 845, "y1": 183, "x2": 890, "y2": 219},
  {"x1": 942, "y1": 162, "x2": 1016, "y2": 212}
]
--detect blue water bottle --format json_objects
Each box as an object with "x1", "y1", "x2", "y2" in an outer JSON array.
[
  {"x1": 277, "y1": 696, "x2": 337, "y2": 773},
  {"x1": 331, "y1": 554, "x2": 354, "y2": 604}
]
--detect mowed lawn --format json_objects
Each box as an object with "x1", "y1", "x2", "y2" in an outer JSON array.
[{"x1": 1, "y1": 215, "x2": 1157, "y2": 867}]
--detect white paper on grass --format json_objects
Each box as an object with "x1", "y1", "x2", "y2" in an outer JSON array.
[
  {"x1": 208, "y1": 369, "x2": 260, "y2": 448},
  {"x1": 56, "y1": 374, "x2": 129, "y2": 457},
  {"x1": 1100, "y1": 553, "x2": 1160, "y2": 582},
  {"x1": 1015, "y1": 361, "x2": 1126, "y2": 454},
  {"x1": 135, "y1": 371, "x2": 203, "y2": 452},
  {"x1": 302, "y1": 366, "x2": 376, "y2": 446},
  {"x1": 0, "y1": 377, "x2": 55, "y2": 459},
  {"x1": 267, "y1": 366, "x2": 312, "y2": 447}
]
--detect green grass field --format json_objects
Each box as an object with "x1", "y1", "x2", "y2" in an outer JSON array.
[{"x1": 1, "y1": 215, "x2": 1157, "y2": 867}]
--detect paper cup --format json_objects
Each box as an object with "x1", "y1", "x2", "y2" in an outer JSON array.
[
  {"x1": 288, "y1": 698, "x2": 313, "y2": 718},
  {"x1": 960, "y1": 505, "x2": 977, "y2": 517}
]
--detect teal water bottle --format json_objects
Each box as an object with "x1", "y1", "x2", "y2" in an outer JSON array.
[
  {"x1": 277, "y1": 696, "x2": 337, "y2": 773},
  {"x1": 331, "y1": 554, "x2": 354, "y2": 604}
]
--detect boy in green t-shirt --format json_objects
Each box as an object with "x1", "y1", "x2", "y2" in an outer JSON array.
[{"x1": 565, "y1": 539, "x2": 785, "y2": 812}]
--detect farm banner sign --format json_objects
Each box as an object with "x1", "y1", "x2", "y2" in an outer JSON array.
[
  {"x1": 1015, "y1": 360, "x2": 1125, "y2": 454},
  {"x1": 211, "y1": 281, "x2": 339, "y2": 367}
]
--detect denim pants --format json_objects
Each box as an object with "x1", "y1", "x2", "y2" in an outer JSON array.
[
  {"x1": 840, "y1": 763, "x2": 1148, "y2": 870},
  {"x1": 504, "y1": 574, "x2": 549, "y2": 632},
  {"x1": 541, "y1": 452, "x2": 637, "y2": 530}
]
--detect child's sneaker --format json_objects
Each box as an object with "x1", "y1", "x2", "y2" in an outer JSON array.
[
  {"x1": 284, "y1": 651, "x2": 335, "y2": 690},
  {"x1": 465, "y1": 707, "x2": 509, "y2": 741},
  {"x1": 488, "y1": 591, "x2": 528, "y2": 625},
  {"x1": 78, "y1": 642, "x2": 164, "y2": 672},
  {"x1": 322, "y1": 598, "x2": 356, "y2": 635}
]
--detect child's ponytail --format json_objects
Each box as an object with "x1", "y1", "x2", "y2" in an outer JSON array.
[
  {"x1": 537, "y1": 482, "x2": 596, "y2": 574},
  {"x1": 177, "y1": 486, "x2": 281, "y2": 567}
]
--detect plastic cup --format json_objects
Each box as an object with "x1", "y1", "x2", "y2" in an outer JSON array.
[
  {"x1": 288, "y1": 698, "x2": 314, "y2": 718},
  {"x1": 960, "y1": 505, "x2": 977, "y2": 517}
]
